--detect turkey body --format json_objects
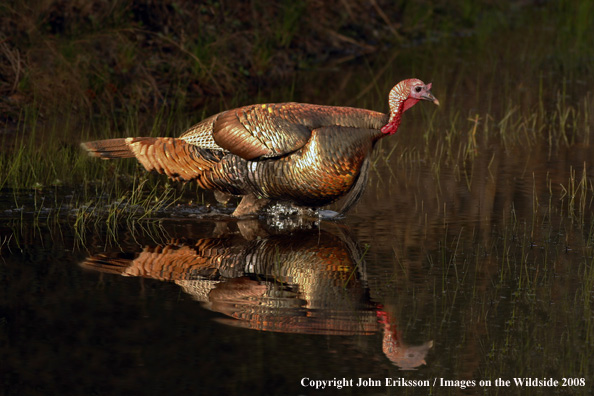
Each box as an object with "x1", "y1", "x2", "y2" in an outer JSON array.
[
  {"x1": 82, "y1": 79, "x2": 438, "y2": 216},
  {"x1": 182, "y1": 103, "x2": 388, "y2": 206}
]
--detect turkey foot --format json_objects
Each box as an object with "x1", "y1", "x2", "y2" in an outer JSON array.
[{"x1": 232, "y1": 194, "x2": 270, "y2": 217}]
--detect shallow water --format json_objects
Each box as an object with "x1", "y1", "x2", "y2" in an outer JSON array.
[{"x1": 2, "y1": 137, "x2": 594, "y2": 395}]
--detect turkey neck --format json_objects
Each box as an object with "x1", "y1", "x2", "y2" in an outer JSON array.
[{"x1": 381, "y1": 95, "x2": 417, "y2": 136}]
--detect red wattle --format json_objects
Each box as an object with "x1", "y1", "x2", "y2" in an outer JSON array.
[
  {"x1": 402, "y1": 97, "x2": 420, "y2": 112},
  {"x1": 381, "y1": 123, "x2": 397, "y2": 135}
]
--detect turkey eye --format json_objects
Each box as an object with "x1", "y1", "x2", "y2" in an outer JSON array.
[{"x1": 415, "y1": 86, "x2": 422, "y2": 93}]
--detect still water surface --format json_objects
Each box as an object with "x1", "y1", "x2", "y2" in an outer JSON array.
[{"x1": 2, "y1": 138, "x2": 594, "y2": 395}]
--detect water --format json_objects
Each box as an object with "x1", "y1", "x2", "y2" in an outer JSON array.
[{"x1": 2, "y1": 137, "x2": 593, "y2": 395}]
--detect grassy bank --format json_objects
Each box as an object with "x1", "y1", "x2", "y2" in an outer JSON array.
[
  {"x1": 2, "y1": 0, "x2": 582, "y2": 123},
  {"x1": 0, "y1": 0, "x2": 497, "y2": 121}
]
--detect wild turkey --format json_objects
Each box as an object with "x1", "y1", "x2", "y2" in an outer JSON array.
[{"x1": 81, "y1": 78, "x2": 438, "y2": 216}]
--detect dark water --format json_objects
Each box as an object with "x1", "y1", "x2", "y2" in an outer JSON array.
[{"x1": 2, "y1": 138, "x2": 594, "y2": 396}]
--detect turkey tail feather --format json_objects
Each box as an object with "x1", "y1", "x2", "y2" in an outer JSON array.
[
  {"x1": 127, "y1": 137, "x2": 220, "y2": 181},
  {"x1": 81, "y1": 137, "x2": 227, "y2": 184},
  {"x1": 80, "y1": 138, "x2": 143, "y2": 159},
  {"x1": 81, "y1": 254, "x2": 133, "y2": 275}
]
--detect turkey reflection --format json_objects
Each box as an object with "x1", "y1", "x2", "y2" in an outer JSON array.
[{"x1": 81, "y1": 222, "x2": 432, "y2": 369}]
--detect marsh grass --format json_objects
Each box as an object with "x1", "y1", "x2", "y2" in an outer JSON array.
[
  {"x1": 361, "y1": 26, "x2": 594, "y2": 377},
  {"x1": 390, "y1": 88, "x2": 594, "y2": 178},
  {"x1": 0, "y1": 97, "x2": 209, "y2": 242}
]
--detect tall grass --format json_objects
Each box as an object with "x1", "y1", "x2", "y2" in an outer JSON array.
[{"x1": 0, "y1": 97, "x2": 203, "y2": 236}]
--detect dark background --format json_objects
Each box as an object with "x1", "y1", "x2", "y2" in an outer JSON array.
[{"x1": 0, "y1": 0, "x2": 559, "y2": 125}]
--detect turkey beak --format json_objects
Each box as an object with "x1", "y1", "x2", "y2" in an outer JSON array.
[{"x1": 422, "y1": 84, "x2": 439, "y2": 106}]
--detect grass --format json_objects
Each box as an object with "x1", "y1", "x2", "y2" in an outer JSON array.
[{"x1": 0, "y1": 101, "x2": 199, "y2": 246}]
